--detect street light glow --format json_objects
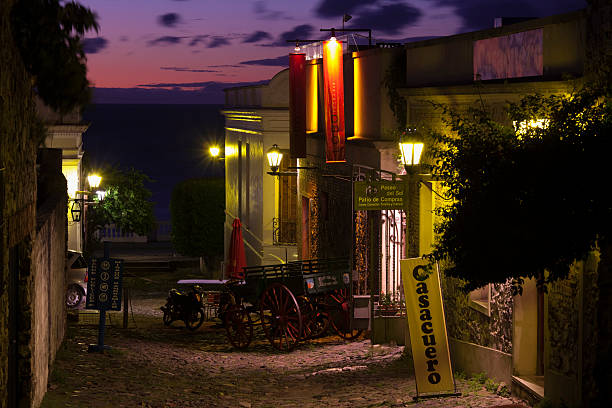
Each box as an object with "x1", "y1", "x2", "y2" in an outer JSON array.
[
  {"x1": 209, "y1": 146, "x2": 221, "y2": 157},
  {"x1": 87, "y1": 174, "x2": 102, "y2": 189}
]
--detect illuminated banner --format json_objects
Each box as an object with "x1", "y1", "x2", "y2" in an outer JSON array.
[
  {"x1": 401, "y1": 258, "x2": 456, "y2": 397},
  {"x1": 289, "y1": 52, "x2": 307, "y2": 158},
  {"x1": 323, "y1": 39, "x2": 345, "y2": 162}
]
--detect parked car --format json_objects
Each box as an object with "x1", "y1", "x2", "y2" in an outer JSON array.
[{"x1": 66, "y1": 251, "x2": 88, "y2": 309}]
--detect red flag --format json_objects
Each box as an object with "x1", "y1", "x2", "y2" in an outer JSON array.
[
  {"x1": 226, "y1": 218, "x2": 246, "y2": 280},
  {"x1": 289, "y1": 52, "x2": 307, "y2": 158},
  {"x1": 323, "y1": 39, "x2": 345, "y2": 163}
]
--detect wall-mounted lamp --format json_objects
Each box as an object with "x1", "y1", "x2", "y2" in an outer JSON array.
[
  {"x1": 266, "y1": 144, "x2": 317, "y2": 176},
  {"x1": 398, "y1": 129, "x2": 424, "y2": 173},
  {"x1": 266, "y1": 144, "x2": 283, "y2": 174}
]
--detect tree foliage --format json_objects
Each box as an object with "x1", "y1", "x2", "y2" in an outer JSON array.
[
  {"x1": 88, "y1": 168, "x2": 155, "y2": 236},
  {"x1": 170, "y1": 178, "x2": 225, "y2": 261},
  {"x1": 427, "y1": 86, "x2": 612, "y2": 292},
  {"x1": 11, "y1": 0, "x2": 98, "y2": 114}
]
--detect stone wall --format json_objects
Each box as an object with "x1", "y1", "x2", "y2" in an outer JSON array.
[
  {"x1": 1, "y1": 2, "x2": 68, "y2": 406},
  {"x1": 1, "y1": 0, "x2": 39, "y2": 406}
]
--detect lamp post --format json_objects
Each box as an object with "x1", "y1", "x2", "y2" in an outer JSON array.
[{"x1": 398, "y1": 129, "x2": 424, "y2": 258}]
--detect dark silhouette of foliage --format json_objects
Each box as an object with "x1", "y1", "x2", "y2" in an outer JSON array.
[
  {"x1": 87, "y1": 168, "x2": 155, "y2": 236},
  {"x1": 11, "y1": 0, "x2": 98, "y2": 114},
  {"x1": 170, "y1": 178, "x2": 225, "y2": 263},
  {"x1": 427, "y1": 86, "x2": 612, "y2": 293}
]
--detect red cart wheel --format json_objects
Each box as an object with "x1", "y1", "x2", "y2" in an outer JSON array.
[
  {"x1": 224, "y1": 304, "x2": 253, "y2": 349},
  {"x1": 327, "y1": 288, "x2": 363, "y2": 340},
  {"x1": 260, "y1": 283, "x2": 302, "y2": 351},
  {"x1": 299, "y1": 296, "x2": 330, "y2": 340}
]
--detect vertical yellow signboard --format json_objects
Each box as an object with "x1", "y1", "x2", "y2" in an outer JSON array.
[{"x1": 401, "y1": 258, "x2": 456, "y2": 396}]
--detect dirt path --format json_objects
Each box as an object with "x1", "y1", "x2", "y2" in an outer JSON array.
[{"x1": 43, "y1": 301, "x2": 529, "y2": 408}]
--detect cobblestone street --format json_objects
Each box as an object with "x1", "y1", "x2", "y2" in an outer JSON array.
[{"x1": 42, "y1": 294, "x2": 531, "y2": 408}]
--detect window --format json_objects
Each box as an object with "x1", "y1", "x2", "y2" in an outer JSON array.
[{"x1": 469, "y1": 284, "x2": 491, "y2": 316}]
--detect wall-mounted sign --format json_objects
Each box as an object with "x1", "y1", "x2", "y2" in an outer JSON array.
[
  {"x1": 323, "y1": 39, "x2": 345, "y2": 163},
  {"x1": 354, "y1": 181, "x2": 406, "y2": 211},
  {"x1": 86, "y1": 257, "x2": 123, "y2": 311},
  {"x1": 401, "y1": 258, "x2": 456, "y2": 397}
]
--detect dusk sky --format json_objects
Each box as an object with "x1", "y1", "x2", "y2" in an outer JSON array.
[{"x1": 79, "y1": 0, "x2": 586, "y2": 103}]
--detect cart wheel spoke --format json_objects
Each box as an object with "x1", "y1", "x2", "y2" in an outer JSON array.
[
  {"x1": 224, "y1": 304, "x2": 253, "y2": 349},
  {"x1": 327, "y1": 289, "x2": 363, "y2": 341},
  {"x1": 260, "y1": 283, "x2": 303, "y2": 351}
]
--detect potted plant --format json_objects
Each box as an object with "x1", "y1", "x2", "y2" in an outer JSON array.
[{"x1": 379, "y1": 292, "x2": 400, "y2": 316}]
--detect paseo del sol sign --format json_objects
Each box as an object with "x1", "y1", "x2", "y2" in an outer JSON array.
[{"x1": 354, "y1": 181, "x2": 407, "y2": 211}]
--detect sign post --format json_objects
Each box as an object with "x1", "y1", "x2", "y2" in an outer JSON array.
[
  {"x1": 86, "y1": 241, "x2": 123, "y2": 353},
  {"x1": 400, "y1": 258, "x2": 460, "y2": 400}
]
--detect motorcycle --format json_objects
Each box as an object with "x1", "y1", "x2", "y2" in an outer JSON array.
[{"x1": 160, "y1": 285, "x2": 206, "y2": 330}]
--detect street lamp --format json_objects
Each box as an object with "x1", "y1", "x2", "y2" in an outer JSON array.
[
  {"x1": 266, "y1": 144, "x2": 283, "y2": 174},
  {"x1": 398, "y1": 129, "x2": 425, "y2": 258},
  {"x1": 398, "y1": 129, "x2": 424, "y2": 172},
  {"x1": 88, "y1": 174, "x2": 102, "y2": 189}
]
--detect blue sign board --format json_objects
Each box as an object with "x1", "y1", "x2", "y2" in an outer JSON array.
[{"x1": 86, "y1": 257, "x2": 123, "y2": 311}]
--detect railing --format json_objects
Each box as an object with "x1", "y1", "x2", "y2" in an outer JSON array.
[
  {"x1": 94, "y1": 224, "x2": 147, "y2": 243},
  {"x1": 272, "y1": 218, "x2": 297, "y2": 246}
]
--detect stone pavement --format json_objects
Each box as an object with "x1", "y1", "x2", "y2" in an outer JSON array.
[{"x1": 43, "y1": 309, "x2": 532, "y2": 408}]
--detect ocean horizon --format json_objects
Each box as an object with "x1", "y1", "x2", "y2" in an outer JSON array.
[{"x1": 82, "y1": 104, "x2": 226, "y2": 222}]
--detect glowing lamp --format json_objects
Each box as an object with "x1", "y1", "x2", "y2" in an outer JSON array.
[
  {"x1": 399, "y1": 129, "x2": 424, "y2": 170},
  {"x1": 209, "y1": 146, "x2": 220, "y2": 157},
  {"x1": 95, "y1": 190, "x2": 107, "y2": 201},
  {"x1": 87, "y1": 174, "x2": 102, "y2": 189},
  {"x1": 266, "y1": 144, "x2": 283, "y2": 173}
]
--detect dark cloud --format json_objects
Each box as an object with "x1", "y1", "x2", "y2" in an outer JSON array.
[
  {"x1": 158, "y1": 13, "x2": 181, "y2": 27},
  {"x1": 189, "y1": 35, "x2": 208, "y2": 46},
  {"x1": 208, "y1": 64, "x2": 245, "y2": 68},
  {"x1": 435, "y1": 0, "x2": 586, "y2": 32},
  {"x1": 261, "y1": 24, "x2": 315, "y2": 47},
  {"x1": 82, "y1": 37, "x2": 108, "y2": 54},
  {"x1": 314, "y1": 0, "x2": 378, "y2": 18},
  {"x1": 148, "y1": 36, "x2": 183, "y2": 46},
  {"x1": 240, "y1": 55, "x2": 290, "y2": 66},
  {"x1": 208, "y1": 37, "x2": 231, "y2": 48},
  {"x1": 253, "y1": 1, "x2": 290, "y2": 20},
  {"x1": 351, "y1": 3, "x2": 422, "y2": 35},
  {"x1": 93, "y1": 80, "x2": 270, "y2": 104},
  {"x1": 243, "y1": 30, "x2": 272, "y2": 43},
  {"x1": 119, "y1": 36, "x2": 129, "y2": 42},
  {"x1": 160, "y1": 66, "x2": 218, "y2": 73}
]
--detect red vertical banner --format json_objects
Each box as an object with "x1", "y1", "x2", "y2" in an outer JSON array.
[
  {"x1": 289, "y1": 53, "x2": 307, "y2": 158},
  {"x1": 323, "y1": 39, "x2": 345, "y2": 162}
]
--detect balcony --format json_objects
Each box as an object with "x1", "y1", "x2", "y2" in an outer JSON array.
[{"x1": 272, "y1": 218, "x2": 297, "y2": 246}]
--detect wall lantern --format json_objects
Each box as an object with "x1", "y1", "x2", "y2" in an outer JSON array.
[
  {"x1": 399, "y1": 129, "x2": 424, "y2": 172},
  {"x1": 70, "y1": 200, "x2": 83, "y2": 222},
  {"x1": 266, "y1": 144, "x2": 283, "y2": 174},
  {"x1": 88, "y1": 174, "x2": 102, "y2": 189},
  {"x1": 95, "y1": 190, "x2": 107, "y2": 201}
]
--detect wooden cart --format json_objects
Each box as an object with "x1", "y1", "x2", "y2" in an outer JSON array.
[{"x1": 222, "y1": 258, "x2": 363, "y2": 351}]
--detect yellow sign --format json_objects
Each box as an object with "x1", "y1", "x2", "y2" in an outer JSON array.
[{"x1": 401, "y1": 258, "x2": 455, "y2": 396}]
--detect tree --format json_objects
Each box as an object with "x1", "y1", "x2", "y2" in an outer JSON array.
[
  {"x1": 87, "y1": 168, "x2": 155, "y2": 238},
  {"x1": 170, "y1": 178, "x2": 225, "y2": 271},
  {"x1": 427, "y1": 85, "x2": 612, "y2": 293},
  {"x1": 11, "y1": 0, "x2": 98, "y2": 114}
]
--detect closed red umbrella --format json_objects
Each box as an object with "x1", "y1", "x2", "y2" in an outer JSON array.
[{"x1": 226, "y1": 218, "x2": 247, "y2": 280}]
